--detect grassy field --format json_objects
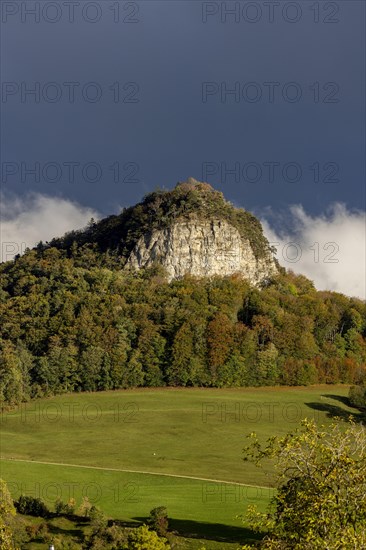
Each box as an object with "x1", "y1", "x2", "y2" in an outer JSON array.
[{"x1": 0, "y1": 385, "x2": 355, "y2": 546}]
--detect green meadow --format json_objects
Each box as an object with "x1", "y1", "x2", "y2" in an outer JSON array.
[{"x1": 0, "y1": 386, "x2": 355, "y2": 546}]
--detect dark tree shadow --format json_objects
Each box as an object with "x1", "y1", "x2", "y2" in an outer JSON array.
[
  {"x1": 305, "y1": 393, "x2": 366, "y2": 423},
  {"x1": 305, "y1": 402, "x2": 353, "y2": 421},
  {"x1": 322, "y1": 394, "x2": 352, "y2": 407},
  {"x1": 46, "y1": 522, "x2": 84, "y2": 541},
  {"x1": 132, "y1": 516, "x2": 260, "y2": 544},
  {"x1": 53, "y1": 513, "x2": 89, "y2": 524}
]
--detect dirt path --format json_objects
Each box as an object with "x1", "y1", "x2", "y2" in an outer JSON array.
[{"x1": 0, "y1": 456, "x2": 271, "y2": 490}]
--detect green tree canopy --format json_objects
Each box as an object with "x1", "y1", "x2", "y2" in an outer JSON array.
[{"x1": 123, "y1": 524, "x2": 170, "y2": 549}]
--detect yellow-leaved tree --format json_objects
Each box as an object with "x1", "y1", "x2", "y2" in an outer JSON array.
[
  {"x1": 0, "y1": 479, "x2": 18, "y2": 550},
  {"x1": 240, "y1": 419, "x2": 366, "y2": 549}
]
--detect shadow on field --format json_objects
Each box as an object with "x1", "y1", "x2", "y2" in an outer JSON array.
[
  {"x1": 133, "y1": 516, "x2": 260, "y2": 544},
  {"x1": 305, "y1": 394, "x2": 366, "y2": 423},
  {"x1": 47, "y1": 521, "x2": 84, "y2": 541},
  {"x1": 323, "y1": 394, "x2": 352, "y2": 407}
]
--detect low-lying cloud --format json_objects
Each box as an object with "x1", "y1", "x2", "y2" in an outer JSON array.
[
  {"x1": 261, "y1": 203, "x2": 366, "y2": 300},
  {"x1": 1, "y1": 194, "x2": 365, "y2": 299},
  {"x1": 0, "y1": 193, "x2": 99, "y2": 263}
]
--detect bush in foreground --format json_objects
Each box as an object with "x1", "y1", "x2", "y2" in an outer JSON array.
[
  {"x1": 147, "y1": 506, "x2": 169, "y2": 537},
  {"x1": 15, "y1": 495, "x2": 49, "y2": 518},
  {"x1": 240, "y1": 419, "x2": 366, "y2": 549},
  {"x1": 124, "y1": 524, "x2": 170, "y2": 549}
]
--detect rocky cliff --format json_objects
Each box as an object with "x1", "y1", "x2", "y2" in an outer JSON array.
[
  {"x1": 126, "y1": 217, "x2": 277, "y2": 285},
  {"x1": 121, "y1": 178, "x2": 278, "y2": 285}
]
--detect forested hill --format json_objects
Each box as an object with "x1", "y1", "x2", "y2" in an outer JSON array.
[{"x1": 0, "y1": 182, "x2": 366, "y2": 406}]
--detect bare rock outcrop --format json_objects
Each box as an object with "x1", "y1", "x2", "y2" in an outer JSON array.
[{"x1": 125, "y1": 217, "x2": 278, "y2": 285}]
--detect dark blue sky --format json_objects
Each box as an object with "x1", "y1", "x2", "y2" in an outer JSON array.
[{"x1": 1, "y1": 0, "x2": 365, "y2": 219}]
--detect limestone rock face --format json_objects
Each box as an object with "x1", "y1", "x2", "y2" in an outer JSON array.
[{"x1": 125, "y1": 218, "x2": 278, "y2": 285}]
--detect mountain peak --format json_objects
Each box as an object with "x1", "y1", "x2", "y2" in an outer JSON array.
[
  {"x1": 49, "y1": 181, "x2": 278, "y2": 285},
  {"x1": 175, "y1": 177, "x2": 213, "y2": 190}
]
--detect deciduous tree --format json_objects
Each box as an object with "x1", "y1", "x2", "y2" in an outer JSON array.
[{"x1": 240, "y1": 420, "x2": 366, "y2": 549}]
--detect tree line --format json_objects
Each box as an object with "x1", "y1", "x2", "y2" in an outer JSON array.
[{"x1": 1, "y1": 242, "x2": 366, "y2": 407}]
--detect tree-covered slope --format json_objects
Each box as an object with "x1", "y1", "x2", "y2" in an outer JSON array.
[
  {"x1": 1, "y1": 243, "x2": 365, "y2": 407},
  {"x1": 0, "y1": 181, "x2": 365, "y2": 406}
]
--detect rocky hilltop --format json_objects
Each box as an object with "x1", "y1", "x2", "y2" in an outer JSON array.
[
  {"x1": 124, "y1": 178, "x2": 277, "y2": 284},
  {"x1": 50, "y1": 178, "x2": 278, "y2": 285}
]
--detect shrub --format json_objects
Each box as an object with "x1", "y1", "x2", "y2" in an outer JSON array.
[
  {"x1": 78, "y1": 495, "x2": 92, "y2": 518},
  {"x1": 124, "y1": 524, "x2": 170, "y2": 549},
  {"x1": 349, "y1": 384, "x2": 366, "y2": 409},
  {"x1": 55, "y1": 498, "x2": 66, "y2": 515},
  {"x1": 54, "y1": 497, "x2": 76, "y2": 516},
  {"x1": 148, "y1": 506, "x2": 169, "y2": 537},
  {"x1": 89, "y1": 506, "x2": 108, "y2": 532},
  {"x1": 15, "y1": 495, "x2": 49, "y2": 518}
]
